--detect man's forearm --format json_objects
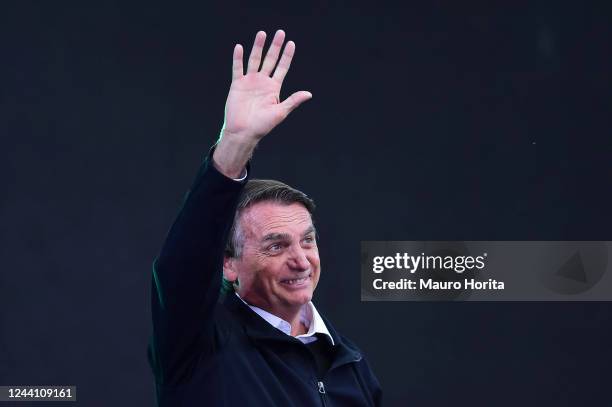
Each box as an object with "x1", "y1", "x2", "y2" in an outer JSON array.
[
  {"x1": 213, "y1": 130, "x2": 258, "y2": 179},
  {"x1": 150, "y1": 150, "x2": 247, "y2": 384}
]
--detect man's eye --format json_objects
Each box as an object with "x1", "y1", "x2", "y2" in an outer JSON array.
[
  {"x1": 303, "y1": 236, "x2": 315, "y2": 244},
  {"x1": 268, "y1": 243, "x2": 282, "y2": 252}
]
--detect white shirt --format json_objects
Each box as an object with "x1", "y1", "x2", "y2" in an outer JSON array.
[{"x1": 235, "y1": 292, "x2": 335, "y2": 346}]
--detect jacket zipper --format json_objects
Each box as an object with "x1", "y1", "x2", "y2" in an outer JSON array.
[{"x1": 317, "y1": 381, "x2": 327, "y2": 407}]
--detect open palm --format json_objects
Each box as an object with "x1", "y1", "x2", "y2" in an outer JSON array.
[{"x1": 222, "y1": 30, "x2": 312, "y2": 140}]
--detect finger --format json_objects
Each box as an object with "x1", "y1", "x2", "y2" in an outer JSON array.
[
  {"x1": 279, "y1": 91, "x2": 312, "y2": 115},
  {"x1": 232, "y1": 44, "x2": 244, "y2": 80},
  {"x1": 260, "y1": 29, "x2": 285, "y2": 76},
  {"x1": 247, "y1": 31, "x2": 266, "y2": 73},
  {"x1": 272, "y1": 40, "x2": 295, "y2": 84}
]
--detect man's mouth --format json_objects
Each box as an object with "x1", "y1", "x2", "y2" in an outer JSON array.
[{"x1": 280, "y1": 273, "x2": 312, "y2": 286}]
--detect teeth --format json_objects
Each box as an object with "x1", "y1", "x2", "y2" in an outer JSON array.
[{"x1": 283, "y1": 277, "x2": 308, "y2": 285}]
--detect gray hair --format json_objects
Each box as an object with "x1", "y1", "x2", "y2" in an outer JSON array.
[{"x1": 222, "y1": 179, "x2": 316, "y2": 293}]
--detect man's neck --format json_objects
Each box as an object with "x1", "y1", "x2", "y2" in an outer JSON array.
[
  {"x1": 277, "y1": 307, "x2": 307, "y2": 336},
  {"x1": 235, "y1": 292, "x2": 309, "y2": 337},
  {"x1": 290, "y1": 319, "x2": 308, "y2": 336}
]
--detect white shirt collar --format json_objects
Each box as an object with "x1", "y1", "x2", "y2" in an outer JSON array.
[{"x1": 235, "y1": 292, "x2": 335, "y2": 346}]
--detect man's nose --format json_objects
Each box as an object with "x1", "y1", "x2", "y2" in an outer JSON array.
[{"x1": 287, "y1": 246, "x2": 310, "y2": 271}]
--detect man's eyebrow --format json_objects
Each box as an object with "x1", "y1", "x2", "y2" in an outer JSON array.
[
  {"x1": 260, "y1": 225, "x2": 317, "y2": 243},
  {"x1": 302, "y1": 225, "x2": 316, "y2": 237},
  {"x1": 261, "y1": 232, "x2": 290, "y2": 243}
]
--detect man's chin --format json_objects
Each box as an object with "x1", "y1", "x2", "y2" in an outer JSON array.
[{"x1": 280, "y1": 290, "x2": 312, "y2": 307}]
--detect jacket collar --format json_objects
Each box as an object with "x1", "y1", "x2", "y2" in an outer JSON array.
[
  {"x1": 233, "y1": 292, "x2": 335, "y2": 346},
  {"x1": 223, "y1": 291, "x2": 362, "y2": 369}
]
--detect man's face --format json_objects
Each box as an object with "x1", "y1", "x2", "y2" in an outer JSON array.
[{"x1": 224, "y1": 201, "x2": 320, "y2": 318}]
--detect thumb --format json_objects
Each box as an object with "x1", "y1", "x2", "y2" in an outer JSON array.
[{"x1": 280, "y1": 91, "x2": 313, "y2": 115}]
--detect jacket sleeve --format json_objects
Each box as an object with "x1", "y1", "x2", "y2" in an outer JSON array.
[
  {"x1": 148, "y1": 147, "x2": 248, "y2": 385},
  {"x1": 354, "y1": 356, "x2": 383, "y2": 407}
]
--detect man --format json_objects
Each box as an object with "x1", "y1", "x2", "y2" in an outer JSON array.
[{"x1": 148, "y1": 29, "x2": 382, "y2": 406}]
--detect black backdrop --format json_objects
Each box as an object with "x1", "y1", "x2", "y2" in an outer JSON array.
[{"x1": 2, "y1": 1, "x2": 611, "y2": 406}]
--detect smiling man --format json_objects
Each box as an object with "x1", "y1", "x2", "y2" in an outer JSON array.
[
  {"x1": 224, "y1": 196, "x2": 321, "y2": 335},
  {"x1": 148, "y1": 29, "x2": 382, "y2": 407}
]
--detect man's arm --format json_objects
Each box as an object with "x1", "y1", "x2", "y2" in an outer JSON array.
[{"x1": 149, "y1": 29, "x2": 312, "y2": 386}]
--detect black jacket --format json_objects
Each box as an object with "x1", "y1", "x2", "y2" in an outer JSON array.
[{"x1": 148, "y1": 151, "x2": 383, "y2": 406}]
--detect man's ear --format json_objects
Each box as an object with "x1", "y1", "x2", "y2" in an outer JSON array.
[{"x1": 223, "y1": 255, "x2": 238, "y2": 284}]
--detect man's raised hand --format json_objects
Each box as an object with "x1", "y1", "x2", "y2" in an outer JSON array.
[
  {"x1": 213, "y1": 30, "x2": 312, "y2": 178},
  {"x1": 221, "y1": 30, "x2": 312, "y2": 142}
]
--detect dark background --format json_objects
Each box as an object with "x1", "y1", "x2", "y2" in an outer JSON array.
[{"x1": 2, "y1": 1, "x2": 611, "y2": 406}]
